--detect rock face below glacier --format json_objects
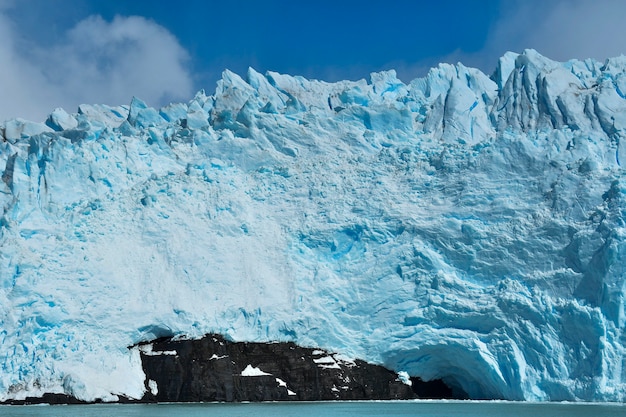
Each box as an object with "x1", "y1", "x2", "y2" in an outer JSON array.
[
  {"x1": 0, "y1": 50, "x2": 625, "y2": 402},
  {"x1": 138, "y1": 334, "x2": 421, "y2": 402},
  {"x1": 1, "y1": 335, "x2": 425, "y2": 404}
]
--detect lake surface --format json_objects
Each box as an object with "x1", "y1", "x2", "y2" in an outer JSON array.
[{"x1": 0, "y1": 400, "x2": 624, "y2": 417}]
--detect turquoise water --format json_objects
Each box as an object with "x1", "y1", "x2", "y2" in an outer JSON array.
[{"x1": 0, "y1": 401, "x2": 624, "y2": 417}]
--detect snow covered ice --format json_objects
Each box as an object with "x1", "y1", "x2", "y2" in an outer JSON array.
[{"x1": 1, "y1": 49, "x2": 625, "y2": 402}]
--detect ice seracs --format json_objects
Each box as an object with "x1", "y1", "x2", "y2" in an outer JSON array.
[{"x1": 0, "y1": 49, "x2": 625, "y2": 402}]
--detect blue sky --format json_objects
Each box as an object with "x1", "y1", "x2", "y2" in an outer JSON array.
[{"x1": 1, "y1": 0, "x2": 626, "y2": 122}]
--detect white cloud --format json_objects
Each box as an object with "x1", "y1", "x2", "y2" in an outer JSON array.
[
  {"x1": 392, "y1": 0, "x2": 626, "y2": 83},
  {"x1": 486, "y1": 0, "x2": 626, "y2": 63},
  {"x1": 0, "y1": 9, "x2": 194, "y2": 123},
  {"x1": 0, "y1": 0, "x2": 13, "y2": 10}
]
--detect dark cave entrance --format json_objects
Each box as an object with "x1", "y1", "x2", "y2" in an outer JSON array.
[{"x1": 410, "y1": 377, "x2": 469, "y2": 400}]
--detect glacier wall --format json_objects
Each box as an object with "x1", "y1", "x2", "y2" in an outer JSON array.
[{"x1": 0, "y1": 49, "x2": 625, "y2": 402}]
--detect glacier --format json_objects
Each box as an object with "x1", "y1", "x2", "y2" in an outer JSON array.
[{"x1": 0, "y1": 49, "x2": 625, "y2": 402}]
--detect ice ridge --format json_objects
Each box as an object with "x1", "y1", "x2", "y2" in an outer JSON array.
[{"x1": 0, "y1": 49, "x2": 625, "y2": 402}]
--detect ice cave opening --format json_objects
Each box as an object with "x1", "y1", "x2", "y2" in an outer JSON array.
[
  {"x1": 390, "y1": 344, "x2": 509, "y2": 400},
  {"x1": 410, "y1": 370, "x2": 502, "y2": 400},
  {"x1": 410, "y1": 377, "x2": 467, "y2": 399}
]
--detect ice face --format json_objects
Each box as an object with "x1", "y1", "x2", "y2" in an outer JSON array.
[{"x1": 0, "y1": 49, "x2": 625, "y2": 402}]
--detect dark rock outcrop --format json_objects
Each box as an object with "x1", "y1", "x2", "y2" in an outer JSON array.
[
  {"x1": 138, "y1": 334, "x2": 417, "y2": 402},
  {"x1": 0, "y1": 334, "x2": 458, "y2": 404}
]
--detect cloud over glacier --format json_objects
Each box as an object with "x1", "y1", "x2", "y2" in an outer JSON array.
[
  {"x1": 391, "y1": 0, "x2": 626, "y2": 83},
  {"x1": 0, "y1": 5, "x2": 193, "y2": 123},
  {"x1": 487, "y1": 0, "x2": 626, "y2": 63}
]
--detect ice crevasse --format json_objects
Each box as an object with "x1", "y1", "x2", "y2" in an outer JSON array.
[{"x1": 0, "y1": 49, "x2": 625, "y2": 402}]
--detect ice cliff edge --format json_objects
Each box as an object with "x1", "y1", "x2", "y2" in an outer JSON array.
[{"x1": 0, "y1": 49, "x2": 625, "y2": 402}]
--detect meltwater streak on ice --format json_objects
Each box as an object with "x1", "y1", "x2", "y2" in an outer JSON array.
[
  {"x1": 1, "y1": 402, "x2": 625, "y2": 417},
  {"x1": 0, "y1": 50, "x2": 625, "y2": 402}
]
